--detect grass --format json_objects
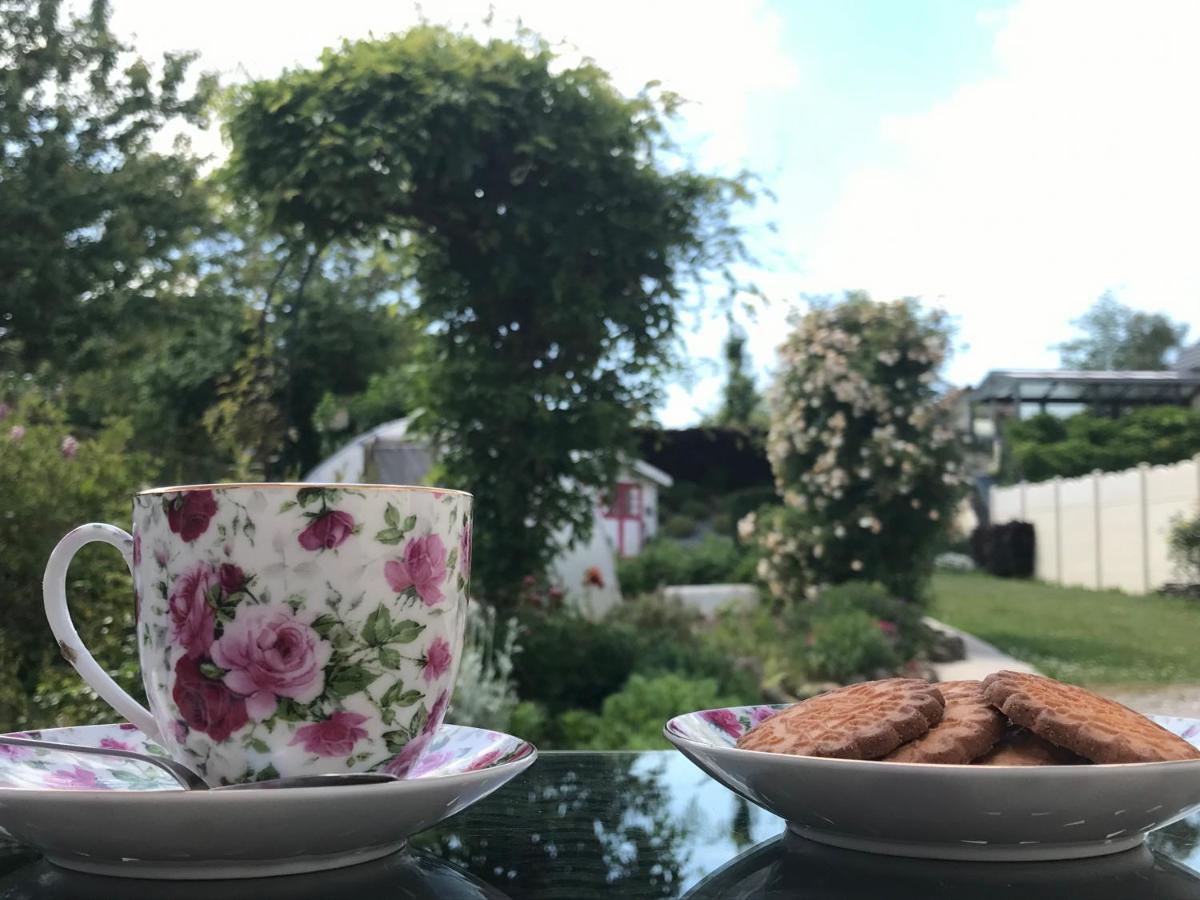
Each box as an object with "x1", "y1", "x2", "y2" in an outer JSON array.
[{"x1": 929, "y1": 572, "x2": 1200, "y2": 686}]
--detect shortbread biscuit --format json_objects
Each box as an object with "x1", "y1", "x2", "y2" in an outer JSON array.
[
  {"x1": 736, "y1": 678, "x2": 945, "y2": 759},
  {"x1": 974, "y1": 727, "x2": 1088, "y2": 766},
  {"x1": 883, "y1": 680, "x2": 1005, "y2": 764},
  {"x1": 983, "y1": 671, "x2": 1200, "y2": 764}
]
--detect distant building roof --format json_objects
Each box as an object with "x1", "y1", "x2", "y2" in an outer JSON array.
[
  {"x1": 972, "y1": 369, "x2": 1200, "y2": 406},
  {"x1": 1176, "y1": 341, "x2": 1200, "y2": 373}
]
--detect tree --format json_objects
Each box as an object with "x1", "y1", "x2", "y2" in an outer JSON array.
[
  {"x1": 711, "y1": 318, "x2": 763, "y2": 430},
  {"x1": 0, "y1": 0, "x2": 215, "y2": 373},
  {"x1": 1056, "y1": 292, "x2": 1189, "y2": 371},
  {"x1": 1002, "y1": 406, "x2": 1200, "y2": 483},
  {"x1": 745, "y1": 293, "x2": 964, "y2": 602},
  {"x1": 223, "y1": 25, "x2": 751, "y2": 604},
  {"x1": 196, "y1": 228, "x2": 419, "y2": 478}
]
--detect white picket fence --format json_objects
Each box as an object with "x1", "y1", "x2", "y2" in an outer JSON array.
[{"x1": 989, "y1": 455, "x2": 1200, "y2": 593}]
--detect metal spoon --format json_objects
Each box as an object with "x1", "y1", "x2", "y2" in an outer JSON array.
[{"x1": 0, "y1": 735, "x2": 398, "y2": 791}]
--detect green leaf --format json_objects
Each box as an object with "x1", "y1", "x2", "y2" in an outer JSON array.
[
  {"x1": 278, "y1": 500, "x2": 298, "y2": 513},
  {"x1": 199, "y1": 661, "x2": 225, "y2": 680},
  {"x1": 401, "y1": 514, "x2": 417, "y2": 532},
  {"x1": 446, "y1": 547, "x2": 458, "y2": 573},
  {"x1": 255, "y1": 763, "x2": 280, "y2": 782},
  {"x1": 409, "y1": 703, "x2": 430, "y2": 739},
  {"x1": 384, "y1": 503, "x2": 400, "y2": 528},
  {"x1": 246, "y1": 736, "x2": 270, "y2": 753},
  {"x1": 243, "y1": 521, "x2": 256, "y2": 542},
  {"x1": 363, "y1": 604, "x2": 392, "y2": 646},
  {"x1": 274, "y1": 698, "x2": 308, "y2": 721},
  {"x1": 296, "y1": 488, "x2": 323, "y2": 507},
  {"x1": 389, "y1": 619, "x2": 425, "y2": 644},
  {"x1": 378, "y1": 646, "x2": 402, "y2": 668},
  {"x1": 310, "y1": 613, "x2": 339, "y2": 637},
  {"x1": 374, "y1": 527, "x2": 403, "y2": 544},
  {"x1": 329, "y1": 664, "x2": 377, "y2": 697},
  {"x1": 390, "y1": 688, "x2": 423, "y2": 707},
  {"x1": 382, "y1": 730, "x2": 410, "y2": 755}
]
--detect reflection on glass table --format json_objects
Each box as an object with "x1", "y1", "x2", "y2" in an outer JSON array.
[{"x1": 2, "y1": 751, "x2": 1200, "y2": 898}]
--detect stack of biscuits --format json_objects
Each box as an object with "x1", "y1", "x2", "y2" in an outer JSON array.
[{"x1": 736, "y1": 671, "x2": 1200, "y2": 765}]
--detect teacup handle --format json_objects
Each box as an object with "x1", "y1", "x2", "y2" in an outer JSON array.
[{"x1": 42, "y1": 523, "x2": 162, "y2": 743}]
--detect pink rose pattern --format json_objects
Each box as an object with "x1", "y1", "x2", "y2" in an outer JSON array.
[
  {"x1": 131, "y1": 486, "x2": 469, "y2": 781},
  {"x1": 47, "y1": 765, "x2": 106, "y2": 790},
  {"x1": 290, "y1": 711, "x2": 369, "y2": 756},
  {"x1": 210, "y1": 607, "x2": 331, "y2": 720},
  {"x1": 668, "y1": 705, "x2": 787, "y2": 747},
  {"x1": 385, "y1": 534, "x2": 448, "y2": 606},
  {"x1": 168, "y1": 562, "x2": 218, "y2": 659},
  {"x1": 164, "y1": 490, "x2": 218, "y2": 542},
  {"x1": 298, "y1": 509, "x2": 356, "y2": 551},
  {"x1": 423, "y1": 637, "x2": 453, "y2": 683},
  {"x1": 701, "y1": 708, "x2": 742, "y2": 739}
]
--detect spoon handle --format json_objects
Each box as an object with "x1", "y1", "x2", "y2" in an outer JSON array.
[{"x1": 0, "y1": 735, "x2": 206, "y2": 790}]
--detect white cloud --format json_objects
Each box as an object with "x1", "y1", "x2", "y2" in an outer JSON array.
[{"x1": 807, "y1": 0, "x2": 1200, "y2": 386}]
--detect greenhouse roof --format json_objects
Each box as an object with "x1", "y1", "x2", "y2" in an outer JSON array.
[{"x1": 971, "y1": 369, "x2": 1200, "y2": 406}]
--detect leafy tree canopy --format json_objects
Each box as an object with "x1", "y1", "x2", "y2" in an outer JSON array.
[
  {"x1": 1002, "y1": 405, "x2": 1200, "y2": 483},
  {"x1": 0, "y1": 0, "x2": 215, "y2": 372},
  {"x1": 223, "y1": 25, "x2": 753, "y2": 604},
  {"x1": 1055, "y1": 292, "x2": 1189, "y2": 371},
  {"x1": 708, "y1": 318, "x2": 764, "y2": 430}
]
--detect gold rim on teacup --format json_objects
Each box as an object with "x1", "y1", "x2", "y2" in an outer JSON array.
[{"x1": 137, "y1": 482, "x2": 473, "y2": 498}]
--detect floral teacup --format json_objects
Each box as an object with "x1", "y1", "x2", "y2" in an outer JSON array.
[{"x1": 43, "y1": 483, "x2": 472, "y2": 786}]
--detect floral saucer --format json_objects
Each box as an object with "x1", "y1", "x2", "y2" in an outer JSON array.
[
  {"x1": 665, "y1": 705, "x2": 1200, "y2": 861},
  {"x1": 0, "y1": 722, "x2": 535, "y2": 879}
]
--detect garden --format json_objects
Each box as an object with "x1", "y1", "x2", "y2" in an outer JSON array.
[{"x1": 6, "y1": 2, "x2": 1199, "y2": 755}]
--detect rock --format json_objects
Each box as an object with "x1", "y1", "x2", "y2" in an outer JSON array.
[{"x1": 926, "y1": 628, "x2": 966, "y2": 663}]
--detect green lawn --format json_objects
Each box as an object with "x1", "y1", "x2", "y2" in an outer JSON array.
[{"x1": 930, "y1": 573, "x2": 1200, "y2": 686}]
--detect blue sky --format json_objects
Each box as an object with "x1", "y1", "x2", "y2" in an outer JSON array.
[{"x1": 108, "y1": 0, "x2": 1200, "y2": 426}]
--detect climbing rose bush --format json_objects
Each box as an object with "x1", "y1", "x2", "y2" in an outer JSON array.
[{"x1": 744, "y1": 294, "x2": 965, "y2": 603}]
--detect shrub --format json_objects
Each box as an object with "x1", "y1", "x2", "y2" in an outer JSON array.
[
  {"x1": 970, "y1": 521, "x2": 1035, "y2": 578},
  {"x1": 1004, "y1": 407, "x2": 1200, "y2": 483},
  {"x1": 661, "y1": 514, "x2": 698, "y2": 539},
  {"x1": 558, "y1": 674, "x2": 737, "y2": 750},
  {"x1": 445, "y1": 603, "x2": 521, "y2": 733},
  {"x1": 614, "y1": 596, "x2": 760, "y2": 700},
  {"x1": 1169, "y1": 511, "x2": 1200, "y2": 584},
  {"x1": 510, "y1": 609, "x2": 638, "y2": 715},
  {"x1": 509, "y1": 700, "x2": 553, "y2": 748},
  {"x1": 0, "y1": 393, "x2": 151, "y2": 730},
  {"x1": 617, "y1": 535, "x2": 756, "y2": 596},
  {"x1": 804, "y1": 581, "x2": 931, "y2": 661},
  {"x1": 749, "y1": 294, "x2": 965, "y2": 603},
  {"x1": 807, "y1": 611, "x2": 898, "y2": 683}
]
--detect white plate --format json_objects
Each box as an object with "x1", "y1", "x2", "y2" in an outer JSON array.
[
  {"x1": 0, "y1": 722, "x2": 535, "y2": 879},
  {"x1": 665, "y1": 704, "x2": 1200, "y2": 861}
]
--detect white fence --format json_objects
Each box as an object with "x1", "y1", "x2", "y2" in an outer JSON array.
[{"x1": 989, "y1": 455, "x2": 1200, "y2": 593}]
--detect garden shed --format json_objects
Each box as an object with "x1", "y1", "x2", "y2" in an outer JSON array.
[{"x1": 306, "y1": 419, "x2": 672, "y2": 614}]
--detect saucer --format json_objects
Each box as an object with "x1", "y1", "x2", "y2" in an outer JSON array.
[
  {"x1": 0, "y1": 722, "x2": 536, "y2": 879},
  {"x1": 665, "y1": 705, "x2": 1200, "y2": 861}
]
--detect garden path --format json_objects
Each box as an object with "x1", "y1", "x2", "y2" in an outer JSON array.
[{"x1": 924, "y1": 617, "x2": 1039, "y2": 682}]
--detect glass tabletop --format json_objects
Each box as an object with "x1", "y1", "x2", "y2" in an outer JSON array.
[{"x1": 1, "y1": 751, "x2": 1199, "y2": 898}]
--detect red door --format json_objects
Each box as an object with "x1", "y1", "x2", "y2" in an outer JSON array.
[{"x1": 605, "y1": 482, "x2": 643, "y2": 557}]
